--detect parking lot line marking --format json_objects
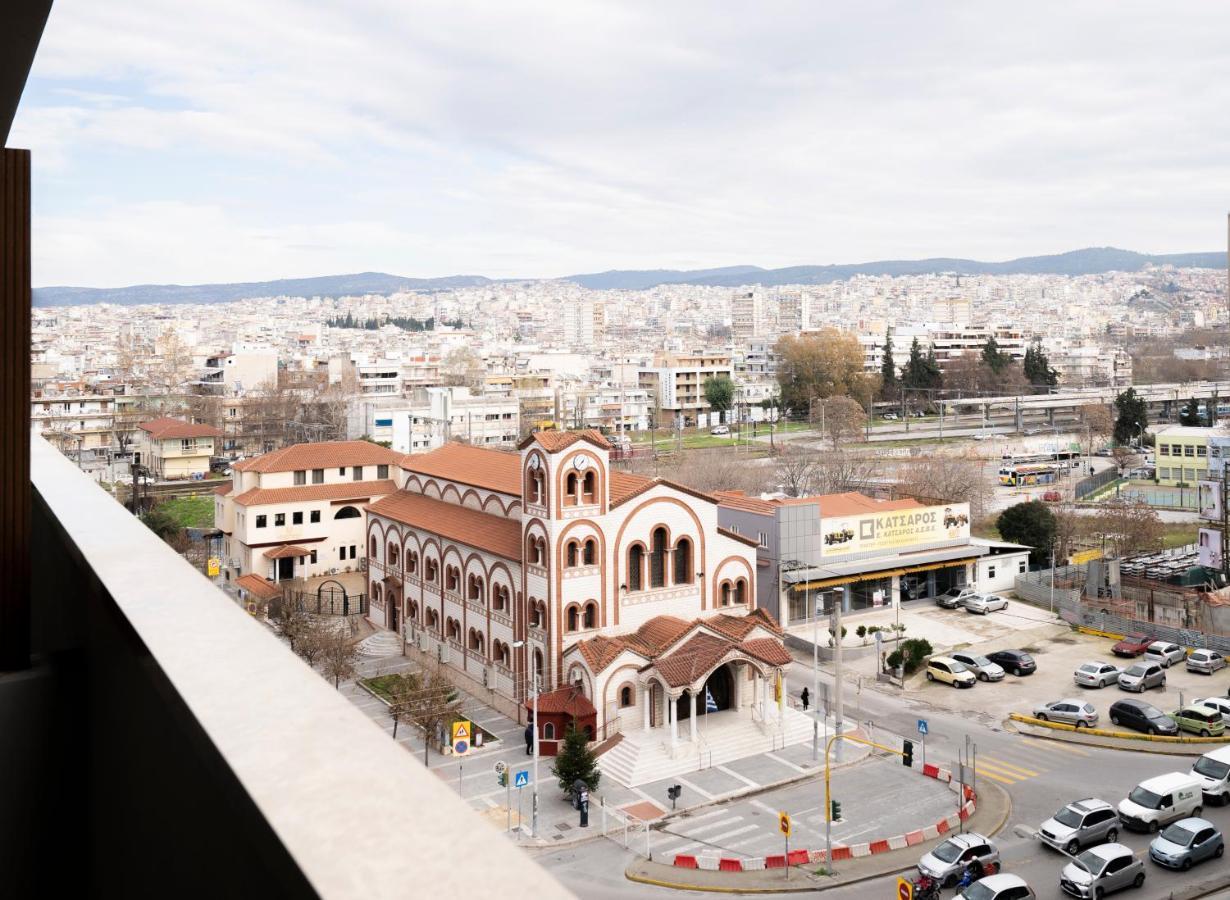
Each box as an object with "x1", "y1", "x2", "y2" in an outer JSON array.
[{"x1": 976, "y1": 756, "x2": 1040, "y2": 777}]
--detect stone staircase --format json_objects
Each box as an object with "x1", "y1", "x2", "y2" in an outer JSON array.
[
  {"x1": 356, "y1": 630, "x2": 405, "y2": 658},
  {"x1": 598, "y1": 707, "x2": 827, "y2": 787}
]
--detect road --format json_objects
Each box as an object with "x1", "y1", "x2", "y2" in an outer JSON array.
[{"x1": 533, "y1": 653, "x2": 1229, "y2": 898}]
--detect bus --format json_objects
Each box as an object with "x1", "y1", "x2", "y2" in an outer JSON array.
[
  {"x1": 998, "y1": 463, "x2": 1061, "y2": 487},
  {"x1": 1003, "y1": 449, "x2": 1080, "y2": 466}
]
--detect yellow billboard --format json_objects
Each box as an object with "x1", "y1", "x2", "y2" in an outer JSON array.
[{"x1": 820, "y1": 502, "x2": 970, "y2": 558}]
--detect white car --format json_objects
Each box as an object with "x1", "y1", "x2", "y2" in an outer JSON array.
[
  {"x1": 1144, "y1": 641, "x2": 1187, "y2": 668},
  {"x1": 710, "y1": 425, "x2": 730, "y2": 436},
  {"x1": 1193, "y1": 697, "x2": 1230, "y2": 725},
  {"x1": 1074, "y1": 661, "x2": 1122, "y2": 689},
  {"x1": 962, "y1": 594, "x2": 1009, "y2": 615}
]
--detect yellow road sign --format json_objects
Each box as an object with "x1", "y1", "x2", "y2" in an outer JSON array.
[
  {"x1": 452, "y1": 720, "x2": 472, "y2": 756},
  {"x1": 897, "y1": 876, "x2": 914, "y2": 900},
  {"x1": 778, "y1": 811, "x2": 791, "y2": 837}
]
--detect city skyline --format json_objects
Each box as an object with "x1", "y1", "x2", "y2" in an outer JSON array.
[{"x1": 13, "y1": 1, "x2": 1230, "y2": 287}]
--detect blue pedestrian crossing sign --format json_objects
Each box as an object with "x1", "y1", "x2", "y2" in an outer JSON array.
[
  {"x1": 514, "y1": 769, "x2": 530, "y2": 788},
  {"x1": 917, "y1": 719, "x2": 929, "y2": 736}
]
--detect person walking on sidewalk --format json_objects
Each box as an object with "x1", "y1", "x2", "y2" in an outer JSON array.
[
  {"x1": 800, "y1": 687, "x2": 809, "y2": 712},
  {"x1": 524, "y1": 722, "x2": 534, "y2": 756}
]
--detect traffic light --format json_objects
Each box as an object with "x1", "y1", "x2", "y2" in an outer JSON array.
[
  {"x1": 903, "y1": 739, "x2": 914, "y2": 768},
  {"x1": 497, "y1": 771, "x2": 508, "y2": 787},
  {"x1": 830, "y1": 799, "x2": 842, "y2": 821},
  {"x1": 667, "y1": 784, "x2": 682, "y2": 810}
]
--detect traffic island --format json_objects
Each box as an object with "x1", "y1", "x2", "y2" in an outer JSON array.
[
  {"x1": 624, "y1": 775, "x2": 1011, "y2": 893},
  {"x1": 1008, "y1": 713, "x2": 1226, "y2": 755}
]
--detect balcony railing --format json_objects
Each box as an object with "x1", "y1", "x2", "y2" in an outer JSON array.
[{"x1": 25, "y1": 437, "x2": 565, "y2": 898}]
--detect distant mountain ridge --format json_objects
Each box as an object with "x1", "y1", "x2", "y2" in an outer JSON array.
[{"x1": 32, "y1": 247, "x2": 1223, "y2": 306}]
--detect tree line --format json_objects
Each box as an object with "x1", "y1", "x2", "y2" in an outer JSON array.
[{"x1": 326, "y1": 313, "x2": 466, "y2": 331}]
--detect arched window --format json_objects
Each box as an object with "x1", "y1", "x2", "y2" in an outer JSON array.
[
  {"x1": 446, "y1": 566, "x2": 459, "y2": 592},
  {"x1": 387, "y1": 542, "x2": 399, "y2": 566},
  {"x1": 533, "y1": 649, "x2": 544, "y2": 681},
  {"x1": 468, "y1": 629, "x2": 484, "y2": 655},
  {"x1": 720, "y1": 581, "x2": 732, "y2": 607},
  {"x1": 408, "y1": 551, "x2": 418, "y2": 574},
  {"x1": 566, "y1": 605, "x2": 580, "y2": 633},
  {"x1": 334, "y1": 505, "x2": 360, "y2": 519},
  {"x1": 529, "y1": 468, "x2": 545, "y2": 505},
  {"x1": 628, "y1": 545, "x2": 644, "y2": 592},
  {"x1": 425, "y1": 559, "x2": 438, "y2": 582},
  {"x1": 492, "y1": 585, "x2": 506, "y2": 611},
  {"x1": 583, "y1": 538, "x2": 597, "y2": 565},
  {"x1": 564, "y1": 472, "x2": 579, "y2": 506},
  {"x1": 673, "y1": 537, "x2": 692, "y2": 584},
  {"x1": 543, "y1": 722, "x2": 555, "y2": 740},
  {"x1": 369, "y1": 536, "x2": 378, "y2": 558},
  {"x1": 528, "y1": 598, "x2": 541, "y2": 628},
  {"x1": 583, "y1": 601, "x2": 597, "y2": 629},
  {"x1": 619, "y1": 685, "x2": 635, "y2": 708},
  {"x1": 566, "y1": 541, "x2": 579, "y2": 568},
  {"x1": 371, "y1": 582, "x2": 382, "y2": 604},
  {"x1": 447, "y1": 618, "x2": 461, "y2": 641},
  {"x1": 734, "y1": 578, "x2": 747, "y2": 605},
  {"x1": 582, "y1": 470, "x2": 596, "y2": 504},
  {"x1": 650, "y1": 527, "x2": 667, "y2": 588},
  {"x1": 408, "y1": 601, "x2": 418, "y2": 622},
  {"x1": 468, "y1": 574, "x2": 484, "y2": 602}
]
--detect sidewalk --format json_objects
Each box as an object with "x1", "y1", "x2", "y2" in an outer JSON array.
[
  {"x1": 624, "y1": 778, "x2": 1012, "y2": 893},
  {"x1": 340, "y1": 649, "x2": 874, "y2": 847}
]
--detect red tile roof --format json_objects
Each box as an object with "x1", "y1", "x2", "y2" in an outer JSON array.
[
  {"x1": 234, "y1": 573, "x2": 282, "y2": 601},
  {"x1": 610, "y1": 471, "x2": 655, "y2": 506},
  {"x1": 367, "y1": 490, "x2": 523, "y2": 559},
  {"x1": 517, "y1": 429, "x2": 612, "y2": 452},
  {"x1": 264, "y1": 544, "x2": 309, "y2": 559},
  {"x1": 232, "y1": 440, "x2": 404, "y2": 474},
  {"x1": 718, "y1": 527, "x2": 760, "y2": 548},
  {"x1": 213, "y1": 482, "x2": 232, "y2": 496},
  {"x1": 739, "y1": 638, "x2": 793, "y2": 668},
  {"x1": 653, "y1": 633, "x2": 732, "y2": 687},
  {"x1": 231, "y1": 480, "x2": 396, "y2": 507},
  {"x1": 524, "y1": 685, "x2": 597, "y2": 718},
  {"x1": 138, "y1": 416, "x2": 221, "y2": 440},
  {"x1": 780, "y1": 492, "x2": 922, "y2": 517},
  {"x1": 403, "y1": 442, "x2": 522, "y2": 496},
  {"x1": 714, "y1": 490, "x2": 776, "y2": 515}
]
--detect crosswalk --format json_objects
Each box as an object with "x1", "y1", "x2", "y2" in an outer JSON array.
[{"x1": 960, "y1": 737, "x2": 1091, "y2": 786}]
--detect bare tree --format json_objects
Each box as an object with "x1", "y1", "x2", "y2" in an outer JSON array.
[
  {"x1": 319, "y1": 628, "x2": 360, "y2": 689},
  {"x1": 269, "y1": 593, "x2": 312, "y2": 654},
  {"x1": 294, "y1": 620, "x2": 331, "y2": 669},
  {"x1": 389, "y1": 666, "x2": 464, "y2": 765},
  {"x1": 774, "y1": 449, "x2": 819, "y2": 497},
  {"x1": 897, "y1": 455, "x2": 993, "y2": 520},
  {"x1": 442, "y1": 347, "x2": 484, "y2": 388},
  {"x1": 659, "y1": 449, "x2": 772, "y2": 495},
  {"x1": 1080, "y1": 404, "x2": 1114, "y2": 456},
  {"x1": 1051, "y1": 504, "x2": 1086, "y2": 563},
  {"x1": 1089, "y1": 500, "x2": 1164, "y2": 557},
  {"x1": 819, "y1": 396, "x2": 868, "y2": 447},
  {"x1": 1111, "y1": 446, "x2": 1142, "y2": 477},
  {"x1": 812, "y1": 451, "x2": 882, "y2": 495}
]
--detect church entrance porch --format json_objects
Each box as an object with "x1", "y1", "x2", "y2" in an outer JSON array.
[{"x1": 675, "y1": 663, "x2": 733, "y2": 722}]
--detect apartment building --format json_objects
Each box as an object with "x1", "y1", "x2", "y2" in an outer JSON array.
[
  {"x1": 1049, "y1": 343, "x2": 1133, "y2": 387},
  {"x1": 731, "y1": 291, "x2": 767, "y2": 341},
  {"x1": 215, "y1": 440, "x2": 409, "y2": 582},
  {"x1": 561, "y1": 298, "x2": 606, "y2": 347},
  {"x1": 194, "y1": 351, "x2": 279, "y2": 395},
  {"x1": 30, "y1": 392, "x2": 120, "y2": 458},
  {"x1": 638, "y1": 352, "x2": 734, "y2": 428},
  {"x1": 135, "y1": 417, "x2": 222, "y2": 479}
]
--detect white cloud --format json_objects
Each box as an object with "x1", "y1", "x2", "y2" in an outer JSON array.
[{"x1": 14, "y1": 0, "x2": 1230, "y2": 285}]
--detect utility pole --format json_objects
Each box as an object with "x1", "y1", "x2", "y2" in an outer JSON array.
[
  {"x1": 812, "y1": 584, "x2": 819, "y2": 761},
  {"x1": 833, "y1": 595, "x2": 844, "y2": 761}
]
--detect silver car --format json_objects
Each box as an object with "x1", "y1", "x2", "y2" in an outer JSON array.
[
  {"x1": 1034, "y1": 699, "x2": 1099, "y2": 728},
  {"x1": 1144, "y1": 641, "x2": 1186, "y2": 668},
  {"x1": 1187, "y1": 649, "x2": 1226, "y2": 675},
  {"x1": 952, "y1": 651, "x2": 1006, "y2": 682},
  {"x1": 963, "y1": 594, "x2": 1009, "y2": 615},
  {"x1": 1074, "y1": 662, "x2": 1122, "y2": 689},
  {"x1": 918, "y1": 832, "x2": 1000, "y2": 888},
  {"x1": 1039, "y1": 799, "x2": 1120, "y2": 855},
  {"x1": 1060, "y1": 843, "x2": 1144, "y2": 898},
  {"x1": 957, "y1": 874, "x2": 1035, "y2": 900},
  {"x1": 1118, "y1": 662, "x2": 1165, "y2": 692},
  {"x1": 1148, "y1": 817, "x2": 1224, "y2": 870},
  {"x1": 937, "y1": 586, "x2": 979, "y2": 609}
]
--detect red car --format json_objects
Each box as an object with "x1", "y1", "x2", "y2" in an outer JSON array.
[
  {"x1": 1042, "y1": 490, "x2": 1062, "y2": 502},
  {"x1": 1112, "y1": 632, "x2": 1153, "y2": 657}
]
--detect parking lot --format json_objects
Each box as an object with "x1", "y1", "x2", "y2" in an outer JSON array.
[{"x1": 845, "y1": 601, "x2": 1230, "y2": 732}]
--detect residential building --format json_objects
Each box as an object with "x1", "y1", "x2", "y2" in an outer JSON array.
[
  {"x1": 731, "y1": 291, "x2": 766, "y2": 340},
  {"x1": 561, "y1": 298, "x2": 605, "y2": 347},
  {"x1": 1154, "y1": 425, "x2": 1228, "y2": 486},
  {"x1": 193, "y1": 350, "x2": 279, "y2": 395},
  {"x1": 363, "y1": 430, "x2": 798, "y2": 762},
  {"x1": 215, "y1": 440, "x2": 408, "y2": 583},
  {"x1": 135, "y1": 417, "x2": 222, "y2": 479},
  {"x1": 639, "y1": 352, "x2": 734, "y2": 428}
]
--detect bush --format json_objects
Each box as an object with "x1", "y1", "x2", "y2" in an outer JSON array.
[
  {"x1": 856, "y1": 625, "x2": 868, "y2": 645},
  {"x1": 893, "y1": 638, "x2": 933, "y2": 674},
  {"x1": 886, "y1": 649, "x2": 904, "y2": 670}
]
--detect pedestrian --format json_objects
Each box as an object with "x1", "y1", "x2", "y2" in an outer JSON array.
[
  {"x1": 800, "y1": 687, "x2": 809, "y2": 712},
  {"x1": 525, "y1": 722, "x2": 534, "y2": 756}
]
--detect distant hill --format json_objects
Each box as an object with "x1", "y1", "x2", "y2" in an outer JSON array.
[
  {"x1": 32, "y1": 247, "x2": 1224, "y2": 306},
  {"x1": 32, "y1": 272, "x2": 492, "y2": 307},
  {"x1": 565, "y1": 248, "x2": 1225, "y2": 289}
]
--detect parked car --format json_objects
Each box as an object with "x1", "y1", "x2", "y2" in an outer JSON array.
[
  {"x1": 1191, "y1": 746, "x2": 1230, "y2": 802},
  {"x1": 917, "y1": 832, "x2": 1001, "y2": 888},
  {"x1": 1117, "y1": 662, "x2": 1165, "y2": 693},
  {"x1": 1149, "y1": 817, "x2": 1224, "y2": 870},
  {"x1": 710, "y1": 425, "x2": 730, "y2": 436},
  {"x1": 937, "y1": 586, "x2": 980, "y2": 609},
  {"x1": 1042, "y1": 490, "x2": 1062, "y2": 502},
  {"x1": 883, "y1": 412, "x2": 899, "y2": 421},
  {"x1": 1111, "y1": 633, "x2": 1154, "y2": 658},
  {"x1": 1144, "y1": 641, "x2": 1187, "y2": 668},
  {"x1": 957, "y1": 873, "x2": 1035, "y2": 900},
  {"x1": 1059, "y1": 844, "x2": 1144, "y2": 898},
  {"x1": 1187, "y1": 649, "x2": 1226, "y2": 675},
  {"x1": 987, "y1": 649, "x2": 1036, "y2": 676},
  {"x1": 1193, "y1": 697, "x2": 1230, "y2": 726},
  {"x1": 1034, "y1": 699, "x2": 1098, "y2": 728},
  {"x1": 926, "y1": 657, "x2": 977, "y2": 688},
  {"x1": 1038, "y1": 798, "x2": 1120, "y2": 855},
  {"x1": 1108, "y1": 700, "x2": 1178, "y2": 736},
  {"x1": 951, "y1": 652, "x2": 1006, "y2": 682},
  {"x1": 1118, "y1": 772, "x2": 1203, "y2": 832},
  {"x1": 1171, "y1": 705, "x2": 1225, "y2": 738},
  {"x1": 963, "y1": 594, "x2": 1009, "y2": 615},
  {"x1": 1074, "y1": 662, "x2": 1121, "y2": 688}
]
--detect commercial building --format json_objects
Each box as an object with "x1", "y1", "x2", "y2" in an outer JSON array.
[
  {"x1": 1153, "y1": 425, "x2": 1229, "y2": 486},
  {"x1": 135, "y1": 416, "x2": 222, "y2": 479},
  {"x1": 716, "y1": 490, "x2": 1031, "y2": 627}
]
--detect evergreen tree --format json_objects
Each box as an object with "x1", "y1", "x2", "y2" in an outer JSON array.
[
  {"x1": 1113, "y1": 387, "x2": 1148, "y2": 445},
  {"x1": 923, "y1": 347, "x2": 943, "y2": 389},
  {"x1": 981, "y1": 336, "x2": 1009, "y2": 373},
  {"x1": 880, "y1": 330, "x2": 897, "y2": 394},
  {"x1": 553, "y1": 724, "x2": 601, "y2": 794},
  {"x1": 1180, "y1": 397, "x2": 1204, "y2": 427},
  {"x1": 996, "y1": 501, "x2": 1057, "y2": 565},
  {"x1": 902, "y1": 337, "x2": 926, "y2": 390},
  {"x1": 1023, "y1": 344, "x2": 1059, "y2": 392}
]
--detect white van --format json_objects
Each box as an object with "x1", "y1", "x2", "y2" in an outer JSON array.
[
  {"x1": 1118, "y1": 772, "x2": 1203, "y2": 832},
  {"x1": 1191, "y1": 746, "x2": 1230, "y2": 802}
]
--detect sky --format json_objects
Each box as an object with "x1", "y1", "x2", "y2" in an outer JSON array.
[{"x1": 13, "y1": 1, "x2": 1230, "y2": 287}]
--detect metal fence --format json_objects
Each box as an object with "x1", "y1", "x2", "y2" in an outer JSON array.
[
  {"x1": 282, "y1": 587, "x2": 369, "y2": 617},
  {"x1": 1074, "y1": 467, "x2": 1120, "y2": 500},
  {"x1": 1119, "y1": 487, "x2": 1200, "y2": 510},
  {"x1": 1062, "y1": 604, "x2": 1230, "y2": 654},
  {"x1": 1013, "y1": 565, "x2": 1086, "y2": 611}
]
